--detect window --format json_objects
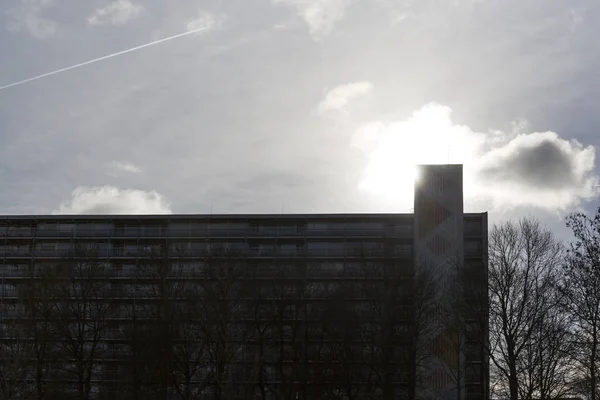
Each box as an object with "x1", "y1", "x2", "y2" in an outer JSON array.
[
  {"x1": 464, "y1": 218, "x2": 481, "y2": 235},
  {"x1": 208, "y1": 223, "x2": 229, "y2": 232},
  {"x1": 0, "y1": 263, "x2": 26, "y2": 277},
  {"x1": 75, "y1": 223, "x2": 94, "y2": 235},
  {"x1": 0, "y1": 284, "x2": 17, "y2": 297},
  {"x1": 307, "y1": 222, "x2": 328, "y2": 231},
  {"x1": 278, "y1": 244, "x2": 298, "y2": 254},
  {"x1": 37, "y1": 223, "x2": 57, "y2": 233},
  {"x1": 113, "y1": 243, "x2": 124, "y2": 256},
  {"x1": 360, "y1": 241, "x2": 383, "y2": 250},
  {"x1": 227, "y1": 222, "x2": 248, "y2": 230},
  {"x1": 142, "y1": 225, "x2": 162, "y2": 236},
  {"x1": 124, "y1": 226, "x2": 140, "y2": 236},
  {"x1": 124, "y1": 245, "x2": 138, "y2": 255},
  {"x1": 168, "y1": 222, "x2": 190, "y2": 235},
  {"x1": 346, "y1": 221, "x2": 385, "y2": 230},
  {"x1": 395, "y1": 242, "x2": 412, "y2": 255},
  {"x1": 322, "y1": 262, "x2": 344, "y2": 275},
  {"x1": 278, "y1": 225, "x2": 300, "y2": 234},
  {"x1": 170, "y1": 242, "x2": 190, "y2": 254},
  {"x1": 306, "y1": 282, "x2": 325, "y2": 297},
  {"x1": 466, "y1": 364, "x2": 482, "y2": 383},
  {"x1": 307, "y1": 242, "x2": 344, "y2": 255},
  {"x1": 8, "y1": 226, "x2": 32, "y2": 236},
  {"x1": 258, "y1": 244, "x2": 275, "y2": 254},
  {"x1": 466, "y1": 343, "x2": 483, "y2": 361},
  {"x1": 37, "y1": 242, "x2": 56, "y2": 252},
  {"x1": 58, "y1": 223, "x2": 75, "y2": 232},
  {"x1": 258, "y1": 225, "x2": 278, "y2": 234},
  {"x1": 465, "y1": 239, "x2": 482, "y2": 255},
  {"x1": 392, "y1": 220, "x2": 413, "y2": 235},
  {"x1": 93, "y1": 223, "x2": 112, "y2": 235}
]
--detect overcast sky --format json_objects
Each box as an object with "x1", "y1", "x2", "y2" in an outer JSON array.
[{"x1": 1, "y1": 0, "x2": 599, "y2": 236}]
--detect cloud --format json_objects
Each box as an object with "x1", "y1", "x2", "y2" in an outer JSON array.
[
  {"x1": 186, "y1": 10, "x2": 226, "y2": 32},
  {"x1": 87, "y1": 0, "x2": 143, "y2": 26},
  {"x1": 391, "y1": 13, "x2": 408, "y2": 25},
  {"x1": 353, "y1": 103, "x2": 598, "y2": 212},
  {"x1": 53, "y1": 186, "x2": 172, "y2": 215},
  {"x1": 272, "y1": 0, "x2": 349, "y2": 38},
  {"x1": 317, "y1": 81, "x2": 374, "y2": 116},
  {"x1": 568, "y1": 8, "x2": 585, "y2": 31},
  {"x1": 109, "y1": 161, "x2": 142, "y2": 174},
  {"x1": 5, "y1": 0, "x2": 57, "y2": 38}
]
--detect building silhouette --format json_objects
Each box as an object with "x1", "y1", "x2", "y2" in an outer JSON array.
[{"x1": 0, "y1": 164, "x2": 488, "y2": 400}]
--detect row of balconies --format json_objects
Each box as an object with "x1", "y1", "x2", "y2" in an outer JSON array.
[
  {"x1": 1, "y1": 247, "x2": 483, "y2": 259},
  {"x1": 0, "y1": 267, "x2": 408, "y2": 278},
  {"x1": 0, "y1": 247, "x2": 415, "y2": 259},
  {"x1": 0, "y1": 227, "x2": 418, "y2": 238}
]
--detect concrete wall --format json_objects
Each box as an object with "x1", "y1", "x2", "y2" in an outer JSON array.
[{"x1": 414, "y1": 164, "x2": 465, "y2": 400}]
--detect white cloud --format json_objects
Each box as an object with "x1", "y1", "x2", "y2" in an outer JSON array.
[
  {"x1": 568, "y1": 8, "x2": 584, "y2": 32},
  {"x1": 317, "y1": 81, "x2": 374, "y2": 116},
  {"x1": 53, "y1": 186, "x2": 172, "y2": 215},
  {"x1": 391, "y1": 13, "x2": 408, "y2": 25},
  {"x1": 110, "y1": 161, "x2": 142, "y2": 174},
  {"x1": 272, "y1": 0, "x2": 349, "y2": 38},
  {"x1": 87, "y1": 0, "x2": 143, "y2": 26},
  {"x1": 186, "y1": 10, "x2": 225, "y2": 32},
  {"x1": 353, "y1": 103, "x2": 598, "y2": 212},
  {"x1": 5, "y1": 0, "x2": 57, "y2": 39}
]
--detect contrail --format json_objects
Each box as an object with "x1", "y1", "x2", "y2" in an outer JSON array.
[{"x1": 0, "y1": 26, "x2": 210, "y2": 91}]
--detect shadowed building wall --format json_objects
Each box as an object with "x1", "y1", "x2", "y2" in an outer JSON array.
[{"x1": 0, "y1": 164, "x2": 488, "y2": 400}]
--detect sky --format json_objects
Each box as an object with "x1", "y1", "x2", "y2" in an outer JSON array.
[{"x1": 0, "y1": 0, "x2": 599, "y2": 238}]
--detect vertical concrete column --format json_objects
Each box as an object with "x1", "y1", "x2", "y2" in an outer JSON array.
[{"x1": 414, "y1": 164, "x2": 465, "y2": 400}]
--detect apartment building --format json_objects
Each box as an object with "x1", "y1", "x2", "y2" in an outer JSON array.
[{"x1": 0, "y1": 165, "x2": 488, "y2": 400}]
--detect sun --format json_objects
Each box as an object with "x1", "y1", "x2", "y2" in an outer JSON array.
[
  {"x1": 354, "y1": 104, "x2": 466, "y2": 207},
  {"x1": 358, "y1": 162, "x2": 421, "y2": 203}
]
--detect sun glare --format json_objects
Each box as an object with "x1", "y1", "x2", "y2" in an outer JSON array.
[{"x1": 354, "y1": 103, "x2": 480, "y2": 209}]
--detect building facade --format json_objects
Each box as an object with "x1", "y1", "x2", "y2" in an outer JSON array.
[{"x1": 0, "y1": 165, "x2": 488, "y2": 400}]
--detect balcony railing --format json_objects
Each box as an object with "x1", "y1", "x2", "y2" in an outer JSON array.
[
  {"x1": 1, "y1": 248, "x2": 411, "y2": 259},
  {"x1": 0, "y1": 227, "x2": 413, "y2": 239}
]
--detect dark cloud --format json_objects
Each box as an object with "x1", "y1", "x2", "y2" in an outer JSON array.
[
  {"x1": 479, "y1": 138, "x2": 578, "y2": 190},
  {"x1": 353, "y1": 104, "x2": 598, "y2": 212}
]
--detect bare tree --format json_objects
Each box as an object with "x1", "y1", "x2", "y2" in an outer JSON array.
[
  {"x1": 488, "y1": 218, "x2": 564, "y2": 400},
  {"x1": 170, "y1": 283, "x2": 211, "y2": 400},
  {"x1": 121, "y1": 300, "x2": 152, "y2": 400},
  {"x1": 437, "y1": 253, "x2": 490, "y2": 400},
  {"x1": 356, "y1": 258, "x2": 425, "y2": 400},
  {"x1": 318, "y1": 282, "x2": 365, "y2": 400},
  {"x1": 119, "y1": 246, "x2": 191, "y2": 400},
  {"x1": 197, "y1": 247, "x2": 249, "y2": 400},
  {"x1": 520, "y1": 302, "x2": 575, "y2": 400},
  {"x1": 267, "y1": 270, "x2": 310, "y2": 400},
  {"x1": 134, "y1": 244, "x2": 187, "y2": 400},
  {"x1": 438, "y1": 264, "x2": 468, "y2": 400},
  {"x1": 0, "y1": 305, "x2": 33, "y2": 400},
  {"x1": 245, "y1": 265, "x2": 276, "y2": 400},
  {"x1": 558, "y1": 207, "x2": 600, "y2": 400},
  {"x1": 48, "y1": 246, "x2": 116, "y2": 400},
  {"x1": 18, "y1": 262, "x2": 62, "y2": 400},
  {"x1": 412, "y1": 262, "x2": 445, "y2": 400}
]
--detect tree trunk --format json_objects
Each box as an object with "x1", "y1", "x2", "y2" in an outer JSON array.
[
  {"x1": 36, "y1": 359, "x2": 44, "y2": 400},
  {"x1": 78, "y1": 361, "x2": 86, "y2": 400},
  {"x1": 592, "y1": 324, "x2": 598, "y2": 400},
  {"x1": 258, "y1": 335, "x2": 267, "y2": 400},
  {"x1": 509, "y1": 361, "x2": 519, "y2": 400}
]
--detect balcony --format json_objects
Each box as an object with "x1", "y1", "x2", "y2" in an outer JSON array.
[{"x1": 1, "y1": 227, "x2": 414, "y2": 239}]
